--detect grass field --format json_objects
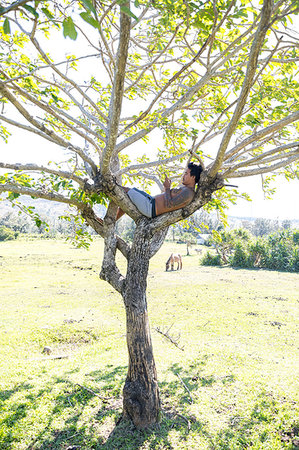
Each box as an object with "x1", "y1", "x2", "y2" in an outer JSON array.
[{"x1": 0, "y1": 238, "x2": 298, "y2": 449}]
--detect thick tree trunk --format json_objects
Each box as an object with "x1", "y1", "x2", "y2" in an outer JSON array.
[{"x1": 122, "y1": 222, "x2": 160, "y2": 428}]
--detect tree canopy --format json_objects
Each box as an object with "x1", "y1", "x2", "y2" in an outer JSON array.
[{"x1": 0, "y1": 1, "x2": 298, "y2": 217}]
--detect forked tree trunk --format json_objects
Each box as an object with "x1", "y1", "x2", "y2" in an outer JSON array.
[{"x1": 122, "y1": 222, "x2": 160, "y2": 428}]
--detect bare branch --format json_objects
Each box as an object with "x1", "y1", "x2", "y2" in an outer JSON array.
[
  {"x1": 115, "y1": 71, "x2": 214, "y2": 153},
  {"x1": 0, "y1": 53, "x2": 101, "y2": 86},
  {"x1": 121, "y1": 36, "x2": 212, "y2": 135},
  {"x1": 1, "y1": 77, "x2": 104, "y2": 152},
  {"x1": 222, "y1": 110, "x2": 299, "y2": 164},
  {"x1": 175, "y1": 372, "x2": 194, "y2": 403},
  {"x1": 224, "y1": 142, "x2": 299, "y2": 174},
  {"x1": 116, "y1": 151, "x2": 190, "y2": 176},
  {"x1": 124, "y1": 24, "x2": 181, "y2": 94},
  {"x1": 0, "y1": 83, "x2": 98, "y2": 174},
  {"x1": 155, "y1": 324, "x2": 184, "y2": 351},
  {"x1": 0, "y1": 114, "x2": 60, "y2": 144},
  {"x1": 210, "y1": 0, "x2": 273, "y2": 177},
  {"x1": 0, "y1": 82, "x2": 68, "y2": 147},
  {"x1": 0, "y1": 0, "x2": 31, "y2": 16},
  {"x1": 228, "y1": 154, "x2": 299, "y2": 178},
  {"x1": 101, "y1": 4, "x2": 131, "y2": 176},
  {"x1": 29, "y1": 36, "x2": 108, "y2": 123},
  {"x1": 0, "y1": 183, "x2": 85, "y2": 209},
  {"x1": 127, "y1": 171, "x2": 164, "y2": 191},
  {"x1": 57, "y1": 84, "x2": 107, "y2": 135},
  {"x1": 0, "y1": 162, "x2": 86, "y2": 187}
]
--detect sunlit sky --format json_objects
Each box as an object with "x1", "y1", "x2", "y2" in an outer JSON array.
[{"x1": 1, "y1": 10, "x2": 298, "y2": 221}]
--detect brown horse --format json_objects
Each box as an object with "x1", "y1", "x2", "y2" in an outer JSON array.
[{"x1": 166, "y1": 253, "x2": 182, "y2": 271}]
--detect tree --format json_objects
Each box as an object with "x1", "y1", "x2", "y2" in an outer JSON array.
[
  {"x1": 252, "y1": 217, "x2": 278, "y2": 236},
  {"x1": 0, "y1": 0, "x2": 299, "y2": 428}
]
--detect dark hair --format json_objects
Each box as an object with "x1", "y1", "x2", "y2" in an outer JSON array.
[{"x1": 188, "y1": 162, "x2": 203, "y2": 184}]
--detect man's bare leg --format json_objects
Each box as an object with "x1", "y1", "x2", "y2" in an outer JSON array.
[{"x1": 96, "y1": 186, "x2": 130, "y2": 224}]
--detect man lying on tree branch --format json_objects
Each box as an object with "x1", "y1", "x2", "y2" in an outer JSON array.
[{"x1": 97, "y1": 162, "x2": 203, "y2": 223}]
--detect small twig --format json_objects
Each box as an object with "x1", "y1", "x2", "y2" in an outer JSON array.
[
  {"x1": 175, "y1": 372, "x2": 194, "y2": 404},
  {"x1": 75, "y1": 383, "x2": 111, "y2": 402},
  {"x1": 65, "y1": 432, "x2": 79, "y2": 440},
  {"x1": 155, "y1": 325, "x2": 185, "y2": 351},
  {"x1": 176, "y1": 413, "x2": 191, "y2": 431},
  {"x1": 30, "y1": 355, "x2": 69, "y2": 361}
]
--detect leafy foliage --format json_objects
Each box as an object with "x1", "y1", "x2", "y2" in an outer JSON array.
[
  {"x1": 202, "y1": 228, "x2": 299, "y2": 272},
  {"x1": 0, "y1": 225, "x2": 18, "y2": 241}
]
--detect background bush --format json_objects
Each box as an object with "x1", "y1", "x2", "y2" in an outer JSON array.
[
  {"x1": 0, "y1": 226, "x2": 18, "y2": 241},
  {"x1": 201, "y1": 251, "x2": 222, "y2": 266},
  {"x1": 201, "y1": 229, "x2": 299, "y2": 272}
]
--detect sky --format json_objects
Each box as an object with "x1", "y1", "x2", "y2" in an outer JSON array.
[{"x1": 1, "y1": 9, "x2": 298, "y2": 222}]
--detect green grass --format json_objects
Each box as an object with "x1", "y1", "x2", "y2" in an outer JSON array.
[{"x1": 0, "y1": 238, "x2": 298, "y2": 449}]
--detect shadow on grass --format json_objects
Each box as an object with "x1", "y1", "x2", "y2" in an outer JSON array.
[{"x1": 0, "y1": 363, "x2": 296, "y2": 449}]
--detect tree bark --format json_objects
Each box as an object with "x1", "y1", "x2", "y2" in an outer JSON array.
[{"x1": 122, "y1": 221, "x2": 160, "y2": 428}]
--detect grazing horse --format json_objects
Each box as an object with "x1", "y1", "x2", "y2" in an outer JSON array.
[{"x1": 166, "y1": 253, "x2": 182, "y2": 271}]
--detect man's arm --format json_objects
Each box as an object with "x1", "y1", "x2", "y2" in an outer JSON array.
[{"x1": 163, "y1": 176, "x2": 194, "y2": 210}]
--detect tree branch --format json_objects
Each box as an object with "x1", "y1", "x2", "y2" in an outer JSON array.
[
  {"x1": 0, "y1": 0, "x2": 31, "y2": 16},
  {"x1": 115, "y1": 71, "x2": 214, "y2": 153},
  {"x1": 222, "y1": 110, "x2": 299, "y2": 164},
  {"x1": 99, "y1": 203, "x2": 125, "y2": 293},
  {"x1": 0, "y1": 83, "x2": 98, "y2": 174},
  {"x1": 124, "y1": 24, "x2": 181, "y2": 94},
  {"x1": 101, "y1": 3, "x2": 131, "y2": 176},
  {"x1": 1, "y1": 77, "x2": 104, "y2": 152},
  {"x1": 210, "y1": 0, "x2": 273, "y2": 177},
  {"x1": 116, "y1": 150, "x2": 190, "y2": 176},
  {"x1": 29, "y1": 35, "x2": 108, "y2": 123},
  {"x1": 81, "y1": 206, "x2": 130, "y2": 260},
  {"x1": 223, "y1": 143, "x2": 299, "y2": 176},
  {"x1": 228, "y1": 154, "x2": 299, "y2": 178},
  {"x1": 0, "y1": 114, "x2": 59, "y2": 144},
  {"x1": 121, "y1": 35, "x2": 212, "y2": 135},
  {"x1": 0, "y1": 162, "x2": 86, "y2": 187},
  {"x1": 0, "y1": 183, "x2": 85, "y2": 209}
]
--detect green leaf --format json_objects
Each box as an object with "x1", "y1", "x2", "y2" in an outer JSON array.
[
  {"x1": 62, "y1": 17, "x2": 78, "y2": 40},
  {"x1": 80, "y1": 12, "x2": 100, "y2": 29},
  {"x1": 80, "y1": 0, "x2": 96, "y2": 15},
  {"x1": 41, "y1": 7, "x2": 54, "y2": 20},
  {"x1": 22, "y1": 4, "x2": 39, "y2": 17},
  {"x1": 8, "y1": 192, "x2": 20, "y2": 200},
  {"x1": 3, "y1": 18, "x2": 11, "y2": 35},
  {"x1": 120, "y1": 5, "x2": 138, "y2": 21},
  {"x1": 35, "y1": 218, "x2": 42, "y2": 228}
]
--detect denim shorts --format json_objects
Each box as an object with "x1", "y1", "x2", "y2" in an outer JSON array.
[{"x1": 127, "y1": 188, "x2": 156, "y2": 218}]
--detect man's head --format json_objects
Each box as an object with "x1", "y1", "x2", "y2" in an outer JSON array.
[{"x1": 187, "y1": 162, "x2": 203, "y2": 184}]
